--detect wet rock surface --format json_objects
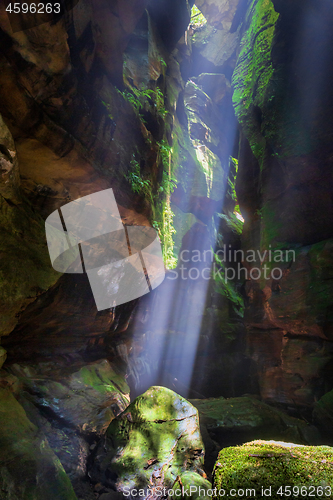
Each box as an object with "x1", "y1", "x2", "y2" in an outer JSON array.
[
  {"x1": 0, "y1": 387, "x2": 77, "y2": 500},
  {"x1": 1, "y1": 358, "x2": 130, "y2": 498}
]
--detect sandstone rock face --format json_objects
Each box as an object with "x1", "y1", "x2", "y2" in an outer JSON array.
[
  {"x1": 195, "y1": 0, "x2": 241, "y2": 28},
  {"x1": 0, "y1": 0, "x2": 174, "y2": 342},
  {"x1": 190, "y1": 0, "x2": 241, "y2": 72},
  {"x1": 0, "y1": 113, "x2": 61, "y2": 337},
  {"x1": 231, "y1": 0, "x2": 333, "y2": 408},
  {"x1": 90, "y1": 386, "x2": 211, "y2": 497},
  {"x1": 213, "y1": 441, "x2": 333, "y2": 497},
  {"x1": 0, "y1": 387, "x2": 77, "y2": 500},
  {"x1": 184, "y1": 80, "x2": 227, "y2": 200},
  {"x1": 191, "y1": 23, "x2": 240, "y2": 70}
]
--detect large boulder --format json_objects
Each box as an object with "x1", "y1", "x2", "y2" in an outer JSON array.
[
  {"x1": 213, "y1": 440, "x2": 333, "y2": 499},
  {"x1": 10, "y1": 359, "x2": 130, "y2": 436},
  {"x1": 6, "y1": 359, "x2": 130, "y2": 490},
  {"x1": 90, "y1": 386, "x2": 211, "y2": 498},
  {"x1": 0, "y1": 387, "x2": 77, "y2": 500}
]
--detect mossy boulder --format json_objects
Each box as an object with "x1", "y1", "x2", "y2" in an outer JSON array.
[
  {"x1": 90, "y1": 386, "x2": 211, "y2": 497},
  {"x1": 10, "y1": 359, "x2": 130, "y2": 436},
  {"x1": 0, "y1": 387, "x2": 77, "y2": 500},
  {"x1": 213, "y1": 440, "x2": 333, "y2": 499}
]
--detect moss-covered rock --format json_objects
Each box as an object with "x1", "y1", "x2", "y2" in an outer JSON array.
[
  {"x1": 10, "y1": 359, "x2": 130, "y2": 436},
  {"x1": 213, "y1": 440, "x2": 333, "y2": 499},
  {"x1": 232, "y1": 0, "x2": 279, "y2": 160},
  {"x1": 0, "y1": 387, "x2": 77, "y2": 500},
  {"x1": 90, "y1": 386, "x2": 210, "y2": 496}
]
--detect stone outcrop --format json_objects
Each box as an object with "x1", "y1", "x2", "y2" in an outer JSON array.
[
  {"x1": 0, "y1": 387, "x2": 77, "y2": 500},
  {"x1": 231, "y1": 0, "x2": 333, "y2": 408},
  {"x1": 191, "y1": 395, "x2": 321, "y2": 471}
]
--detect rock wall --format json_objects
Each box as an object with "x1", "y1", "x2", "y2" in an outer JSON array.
[{"x1": 232, "y1": 0, "x2": 333, "y2": 408}]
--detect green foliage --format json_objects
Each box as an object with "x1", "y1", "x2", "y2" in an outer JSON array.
[
  {"x1": 155, "y1": 140, "x2": 178, "y2": 269},
  {"x1": 156, "y1": 139, "x2": 171, "y2": 168},
  {"x1": 126, "y1": 158, "x2": 152, "y2": 202},
  {"x1": 232, "y1": 0, "x2": 279, "y2": 161},
  {"x1": 159, "y1": 56, "x2": 167, "y2": 69},
  {"x1": 161, "y1": 203, "x2": 177, "y2": 269},
  {"x1": 219, "y1": 157, "x2": 244, "y2": 235},
  {"x1": 213, "y1": 252, "x2": 245, "y2": 317},
  {"x1": 228, "y1": 157, "x2": 238, "y2": 202},
  {"x1": 217, "y1": 212, "x2": 244, "y2": 236},
  {"x1": 119, "y1": 86, "x2": 169, "y2": 119},
  {"x1": 125, "y1": 142, "x2": 178, "y2": 269},
  {"x1": 190, "y1": 5, "x2": 207, "y2": 27}
]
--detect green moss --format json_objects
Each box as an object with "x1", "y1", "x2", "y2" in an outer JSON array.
[
  {"x1": 190, "y1": 5, "x2": 207, "y2": 28},
  {"x1": 232, "y1": 0, "x2": 279, "y2": 162},
  {"x1": 213, "y1": 253, "x2": 245, "y2": 317},
  {"x1": 260, "y1": 202, "x2": 283, "y2": 249},
  {"x1": 126, "y1": 157, "x2": 153, "y2": 201},
  {"x1": 74, "y1": 361, "x2": 129, "y2": 397},
  {"x1": 213, "y1": 441, "x2": 333, "y2": 499},
  {"x1": 0, "y1": 196, "x2": 61, "y2": 335}
]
